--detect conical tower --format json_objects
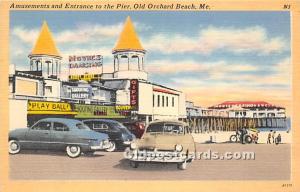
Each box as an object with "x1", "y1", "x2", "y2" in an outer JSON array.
[
  {"x1": 28, "y1": 21, "x2": 62, "y2": 79},
  {"x1": 112, "y1": 16, "x2": 147, "y2": 80}
]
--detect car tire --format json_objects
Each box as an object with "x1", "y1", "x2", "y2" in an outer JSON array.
[
  {"x1": 9, "y1": 140, "x2": 21, "y2": 154},
  {"x1": 66, "y1": 145, "x2": 81, "y2": 158},
  {"x1": 229, "y1": 135, "x2": 237, "y2": 143},
  {"x1": 130, "y1": 161, "x2": 139, "y2": 168},
  {"x1": 105, "y1": 141, "x2": 116, "y2": 152},
  {"x1": 177, "y1": 161, "x2": 188, "y2": 170}
]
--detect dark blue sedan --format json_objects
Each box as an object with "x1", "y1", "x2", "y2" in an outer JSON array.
[
  {"x1": 9, "y1": 118, "x2": 110, "y2": 158},
  {"x1": 82, "y1": 119, "x2": 136, "y2": 152}
]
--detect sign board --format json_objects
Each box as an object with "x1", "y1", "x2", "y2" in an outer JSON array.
[
  {"x1": 71, "y1": 87, "x2": 91, "y2": 99},
  {"x1": 130, "y1": 79, "x2": 139, "y2": 110},
  {"x1": 74, "y1": 104, "x2": 127, "y2": 118},
  {"x1": 27, "y1": 100, "x2": 77, "y2": 115},
  {"x1": 68, "y1": 55, "x2": 103, "y2": 76}
]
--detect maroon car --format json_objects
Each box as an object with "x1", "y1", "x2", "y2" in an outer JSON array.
[{"x1": 123, "y1": 121, "x2": 145, "y2": 139}]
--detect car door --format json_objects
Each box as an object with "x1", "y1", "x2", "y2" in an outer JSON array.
[
  {"x1": 51, "y1": 122, "x2": 70, "y2": 150},
  {"x1": 24, "y1": 121, "x2": 52, "y2": 149}
]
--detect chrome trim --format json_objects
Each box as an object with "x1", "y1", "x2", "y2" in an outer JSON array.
[{"x1": 19, "y1": 140, "x2": 89, "y2": 146}]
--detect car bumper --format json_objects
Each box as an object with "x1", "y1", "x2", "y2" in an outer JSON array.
[
  {"x1": 124, "y1": 148, "x2": 193, "y2": 163},
  {"x1": 90, "y1": 140, "x2": 110, "y2": 150},
  {"x1": 123, "y1": 140, "x2": 133, "y2": 145}
]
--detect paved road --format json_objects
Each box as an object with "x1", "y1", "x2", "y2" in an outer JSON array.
[{"x1": 9, "y1": 143, "x2": 290, "y2": 180}]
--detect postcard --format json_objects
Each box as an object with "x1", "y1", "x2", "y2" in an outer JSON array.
[{"x1": 0, "y1": 0, "x2": 299, "y2": 192}]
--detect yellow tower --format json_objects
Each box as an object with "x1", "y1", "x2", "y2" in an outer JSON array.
[
  {"x1": 112, "y1": 16, "x2": 147, "y2": 80},
  {"x1": 28, "y1": 21, "x2": 62, "y2": 79}
]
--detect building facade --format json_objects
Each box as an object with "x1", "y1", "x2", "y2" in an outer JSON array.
[
  {"x1": 9, "y1": 17, "x2": 187, "y2": 129},
  {"x1": 208, "y1": 101, "x2": 286, "y2": 118}
]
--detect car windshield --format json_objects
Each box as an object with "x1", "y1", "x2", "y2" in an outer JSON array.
[
  {"x1": 110, "y1": 122, "x2": 126, "y2": 129},
  {"x1": 146, "y1": 123, "x2": 184, "y2": 134},
  {"x1": 76, "y1": 123, "x2": 90, "y2": 130}
]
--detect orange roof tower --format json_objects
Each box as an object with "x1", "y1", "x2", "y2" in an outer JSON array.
[
  {"x1": 113, "y1": 16, "x2": 145, "y2": 53},
  {"x1": 29, "y1": 21, "x2": 61, "y2": 58}
]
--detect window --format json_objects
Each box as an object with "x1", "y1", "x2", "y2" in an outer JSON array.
[
  {"x1": 153, "y1": 94, "x2": 155, "y2": 107},
  {"x1": 157, "y1": 95, "x2": 160, "y2": 107},
  {"x1": 76, "y1": 123, "x2": 90, "y2": 130},
  {"x1": 45, "y1": 86, "x2": 52, "y2": 93},
  {"x1": 146, "y1": 123, "x2": 184, "y2": 134},
  {"x1": 172, "y1": 97, "x2": 175, "y2": 107},
  {"x1": 32, "y1": 121, "x2": 51, "y2": 131},
  {"x1": 162, "y1": 96, "x2": 165, "y2": 107},
  {"x1": 53, "y1": 122, "x2": 69, "y2": 131},
  {"x1": 166, "y1": 96, "x2": 169, "y2": 107},
  {"x1": 93, "y1": 123, "x2": 109, "y2": 130}
]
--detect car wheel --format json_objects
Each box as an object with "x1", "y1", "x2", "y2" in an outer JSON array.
[
  {"x1": 9, "y1": 140, "x2": 21, "y2": 154},
  {"x1": 177, "y1": 161, "x2": 188, "y2": 170},
  {"x1": 130, "y1": 161, "x2": 139, "y2": 168},
  {"x1": 66, "y1": 145, "x2": 81, "y2": 158},
  {"x1": 229, "y1": 135, "x2": 237, "y2": 143},
  {"x1": 105, "y1": 141, "x2": 116, "y2": 152}
]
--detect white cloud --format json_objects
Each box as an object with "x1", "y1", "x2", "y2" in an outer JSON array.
[
  {"x1": 169, "y1": 57, "x2": 291, "y2": 89},
  {"x1": 12, "y1": 27, "x2": 39, "y2": 45},
  {"x1": 147, "y1": 59, "x2": 258, "y2": 76},
  {"x1": 11, "y1": 23, "x2": 123, "y2": 46},
  {"x1": 55, "y1": 23, "x2": 123, "y2": 44},
  {"x1": 144, "y1": 26, "x2": 287, "y2": 55}
]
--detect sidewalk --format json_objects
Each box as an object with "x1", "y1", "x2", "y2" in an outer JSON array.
[{"x1": 192, "y1": 131, "x2": 292, "y2": 144}]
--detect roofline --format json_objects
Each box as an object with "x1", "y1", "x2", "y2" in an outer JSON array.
[
  {"x1": 28, "y1": 53, "x2": 62, "y2": 59},
  {"x1": 102, "y1": 78, "x2": 182, "y2": 93},
  {"x1": 112, "y1": 49, "x2": 146, "y2": 54}
]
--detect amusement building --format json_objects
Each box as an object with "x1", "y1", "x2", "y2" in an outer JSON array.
[{"x1": 9, "y1": 16, "x2": 287, "y2": 131}]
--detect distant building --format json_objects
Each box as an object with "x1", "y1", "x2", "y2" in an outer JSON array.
[
  {"x1": 208, "y1": 101, "x2": 286, "y2": 118},
  {"x1": 186, "y1": 101, "x2": 202, "y2": 117}
]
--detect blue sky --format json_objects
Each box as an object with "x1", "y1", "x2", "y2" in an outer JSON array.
[{"x1": 10, "y1": 11, "x2": 291, "y2": 109}]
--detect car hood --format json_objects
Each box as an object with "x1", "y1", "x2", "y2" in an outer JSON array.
[
  {"x1": 9, "y1": 128, "x2": 28, "y2": 138},
  {"x1": 77, "y1": 130, "x2": 109, "y2": 140},
  {"x1": 135, "y1": 133, "x2": 195, "y2": 152}
]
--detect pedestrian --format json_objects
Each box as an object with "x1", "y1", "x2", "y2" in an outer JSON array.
[
  {"x1": 241, "y1": 127, "x2": 247, "y2": 144},
  {"x1": 276, "y1": 134, "x2": 281, "y2": 145},
  {"x1": 267, "y1": 130, "x2": 272, "y2": 144},
  {"x1": 272, "y1": 131, "x2": 276, "y2": 144}
]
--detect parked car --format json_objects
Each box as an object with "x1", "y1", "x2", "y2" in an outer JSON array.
[
  {"x1": 8, "y1": 118, "x2": 110, "y2": 158},
  {"x1": 124, "y1": 120, "x2": 196, "y2": 170},
  {"x1": 82, "y1": 119, "x2": 136, "y2": 152},
  {"x1": 123, "y1": 121, "x2": 146, "y2": 138}
]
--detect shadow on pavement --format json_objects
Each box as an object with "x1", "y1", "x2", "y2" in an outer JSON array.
[
  {"x1": 16, "y1": 150, "x2": 105, "y2": 158},
  {"x1": 113, "y1": 159, "x2": 182, "y2": 172}
]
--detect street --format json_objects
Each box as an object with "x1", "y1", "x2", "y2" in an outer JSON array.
[{"x1": 10, "y1": 143, "x2": 290, "y2": 180}]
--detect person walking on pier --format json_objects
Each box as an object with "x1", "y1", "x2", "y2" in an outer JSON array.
[
  {"x1": 272, "y1": 131, "x2": 276, "y2": 144},
  {"x1": 275, "y1": 134, "x2": 282, "y2": 145},
  {"x1": 267, "y1": 130, "x2": 272, "y2": 144},
  {"x1": 241, "y1": 127, "x2": 247, "y2": 144}
]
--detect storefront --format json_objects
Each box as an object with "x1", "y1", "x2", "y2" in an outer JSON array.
[{"x1": 27, "y1": 100, "x2": 78, "y2": 126}]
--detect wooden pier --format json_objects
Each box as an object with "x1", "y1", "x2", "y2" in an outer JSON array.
[{"x1": 184, "y1": 117, "x2": 287, "y2": 133}]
